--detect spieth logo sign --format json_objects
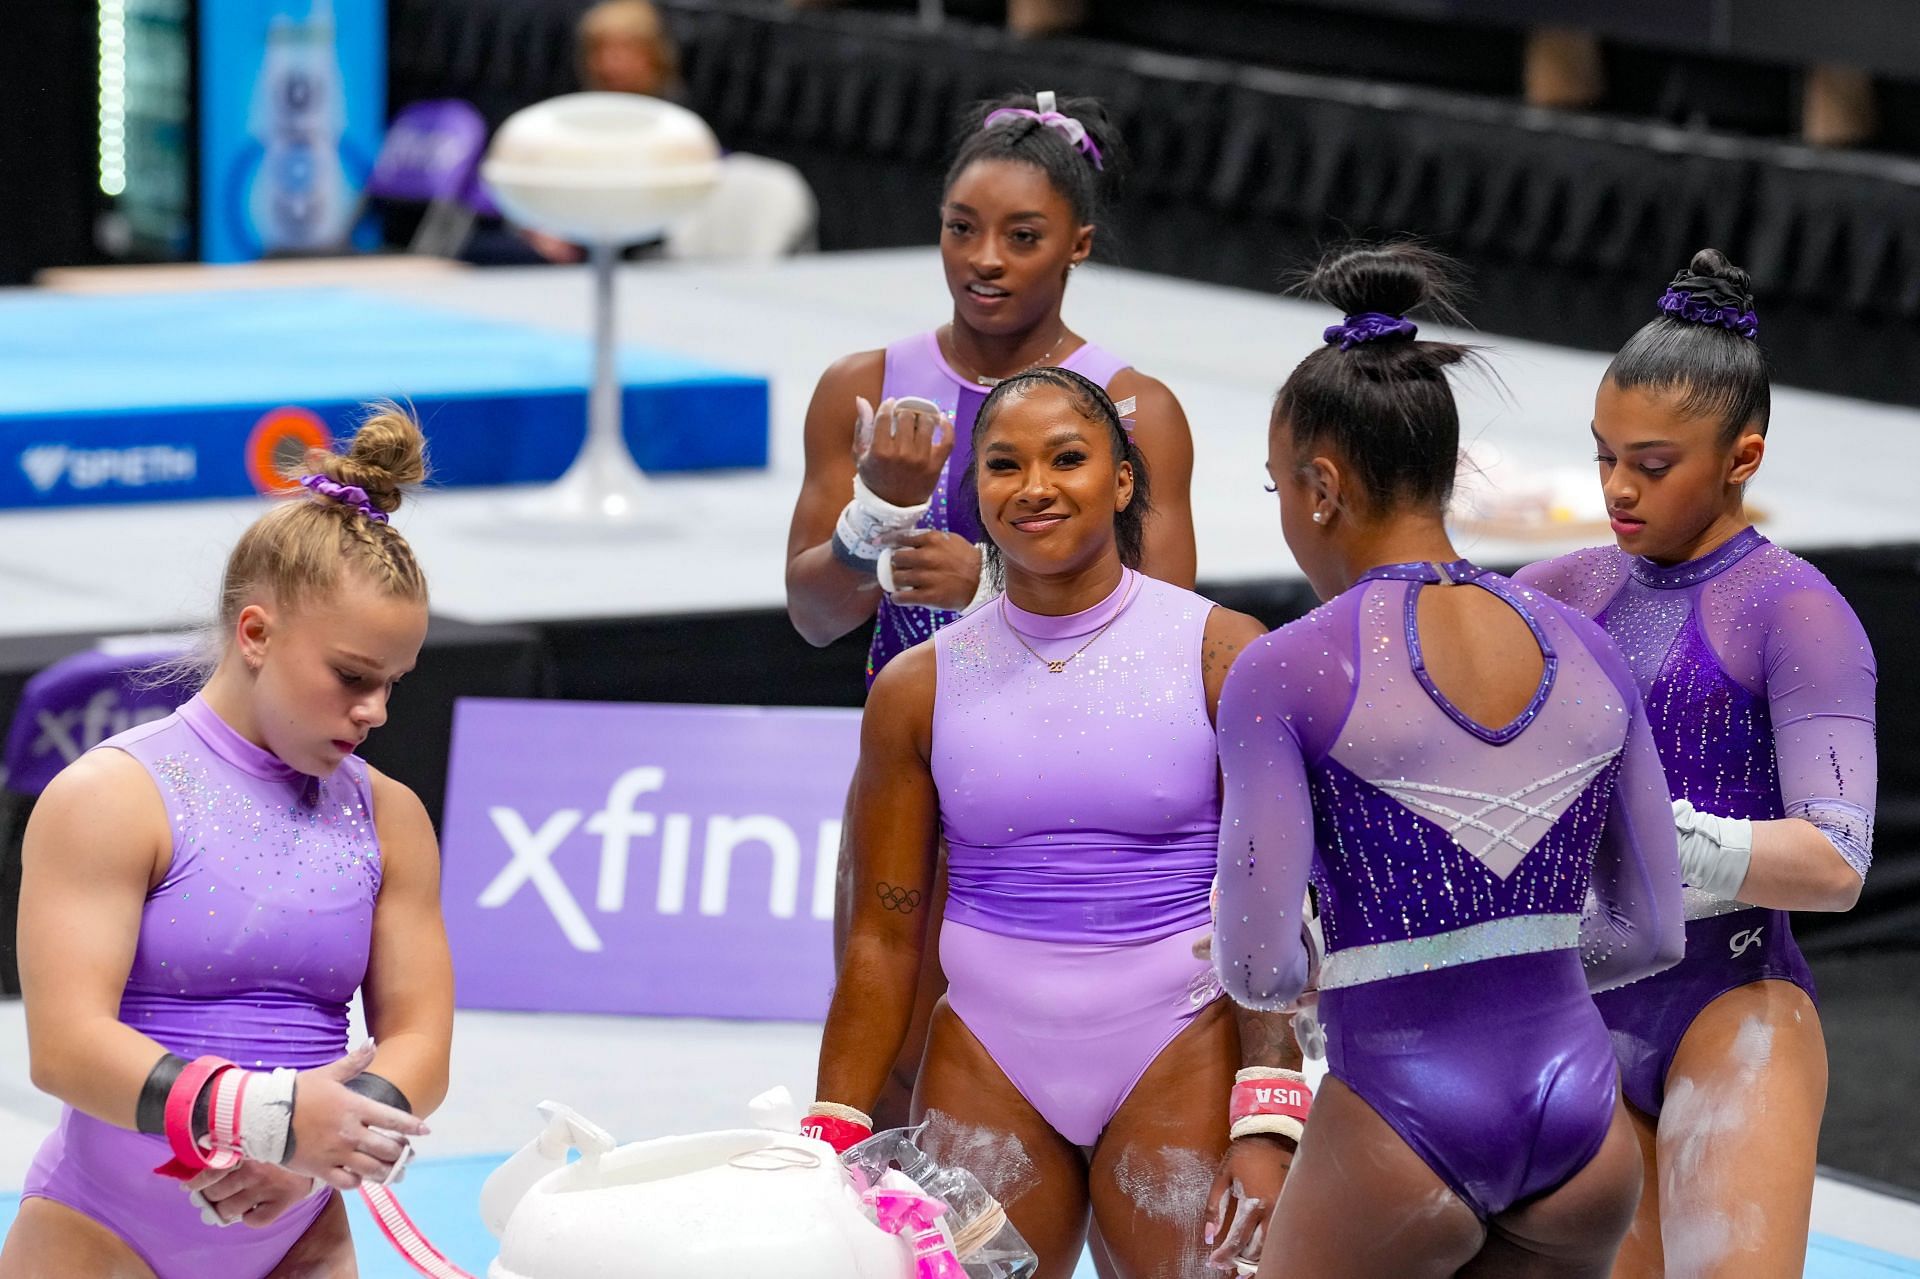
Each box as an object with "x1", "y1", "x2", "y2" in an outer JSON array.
[
  {"x1": 19, "y1": 443, "x2": 198, "y2": 494},
  {"x1": 439, "y1": 699, "x2": 859, "y2": 1020}
]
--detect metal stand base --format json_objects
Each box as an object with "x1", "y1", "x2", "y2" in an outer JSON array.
[{"x1": 508, "y1": 242, "x2": 660, "y2": 531}]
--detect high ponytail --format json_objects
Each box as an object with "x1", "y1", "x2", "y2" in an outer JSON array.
[{"x1": 1274, "y1": 242, "x2": 1479, "y2": 513}]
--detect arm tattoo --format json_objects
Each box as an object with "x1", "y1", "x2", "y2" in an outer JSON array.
[
  {"x1": 1234, "y1": 1004, "x2": 1304, "y2": 1071},
  {"x1": 876, "y1": 882, "x2": 923, "y2": 914},
  {"x1": 1202, "y1": 634, "x2": 1246, "y2": 684}
]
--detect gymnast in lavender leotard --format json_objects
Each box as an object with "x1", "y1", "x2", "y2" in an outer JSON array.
[
  {"x1": 1517, "y1": 249, "x2": 1877, "y2": 1275},
  {"x1": 814, "y1": 369, "x2": 1286, "y2": 1279},
  {"x1": 784, "y1": 91, "x2": 1198, "y2": 1134},
  {"x1": 20, "y1": 698, "x2": 381, "y2": 1278},
  {"x1": 1212, "y1": 244, "x2": 1684, "y2": 1276},
  {"x1": 2, "y1": 409, "x2": 454, "y2": 1279}
]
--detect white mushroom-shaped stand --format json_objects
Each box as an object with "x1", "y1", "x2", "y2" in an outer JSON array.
[{"x1": 482, "y1": 93, "x2": 721, "y2": 526}]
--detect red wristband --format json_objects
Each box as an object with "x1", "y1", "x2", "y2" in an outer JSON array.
[
  {"x1": 800, "y1": 1114, "x2": 873, "y2": 1153},
  {"x1": 1229, "y1": 1071, "x2": 1312, "y2": 1139},
  {"x1": 154, "y1": 1055, "x2": 241, "y2": 1180}
]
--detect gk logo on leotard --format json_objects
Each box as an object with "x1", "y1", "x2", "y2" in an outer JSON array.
[{"x1": 1729, "y1": 926, "x2": 1765, "y2": 958}]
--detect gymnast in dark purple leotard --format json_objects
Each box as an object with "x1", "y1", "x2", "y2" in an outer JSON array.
[
  {"x1": 1518, "y1": 249, "x2": 1877, "y2": 1278},
  {"x1": 1213, "y1": 244, "x2": 1685, "y2": 1277}
]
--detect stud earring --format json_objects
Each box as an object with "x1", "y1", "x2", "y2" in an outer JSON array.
[{"x1": 1312, "y1": 510, "x2": 1326, "y2": 524}]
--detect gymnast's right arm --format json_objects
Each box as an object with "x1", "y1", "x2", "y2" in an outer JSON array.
[
  {"x1": 19, "y1": 750, "x2": 424, "y2": 1187},
  {"x1": 812, "y1": 646, "x2": 942, "y2": 1126},
  {"x1": 20, "y1": 750, "x2": 182, "y2": 1130},
  {"x1": 786, "y1": 354, "x2": 885, "y2": 646},
  {"x1": 1211, "y1": 640, "x2": 1318, "y2": 1012}
]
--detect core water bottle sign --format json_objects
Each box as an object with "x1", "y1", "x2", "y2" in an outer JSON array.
[
  {"x1": 248, "y1": 0, "x2": 351, "y2": 251},
  {"x1": 199, "y1": 0, "x2": 384, "y2": 263}
]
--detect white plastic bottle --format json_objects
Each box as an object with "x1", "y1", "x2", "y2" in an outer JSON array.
[{"x1": 246, "y1": 0, "x2": 351, "y2": 252}]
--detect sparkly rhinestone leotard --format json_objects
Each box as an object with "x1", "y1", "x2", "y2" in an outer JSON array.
[
  {"x1": 1213, "y1": 561, "x2": 1684, "y2": 1219},
  {"x1": 865, "y1": 332, "x2": 1129, "y2": 683},
  {"x1": 1517, "y1": 527, "x2": 1876, "y2": 1116},
  {"x1": 21, "y1": 695, "x2": 381, "y2": 1278},
  {"x1": 929, "y1": 569, "x2": 1224, "y2": 1146}
]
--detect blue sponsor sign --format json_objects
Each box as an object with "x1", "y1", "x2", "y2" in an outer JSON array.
[{"x1": 199, "y1": 0, "x2": 386, "y2": 263}]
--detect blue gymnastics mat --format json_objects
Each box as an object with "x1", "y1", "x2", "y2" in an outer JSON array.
[
  {"x1": 0, "y1": 288, "x2": 768, "y2": 509},
  {"x1": 3, "y1": 1155, "x2": 1916, "y2": 1277}
]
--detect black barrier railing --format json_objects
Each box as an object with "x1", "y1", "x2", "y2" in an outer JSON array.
[{"x1": 390, "y1": 0, "x2": 1920, "y2": 408}]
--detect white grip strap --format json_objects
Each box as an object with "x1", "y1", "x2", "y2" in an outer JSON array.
[
  {"x1": 805, "y1": 1100, "x2": 873, "y2": 1126},
  {"x1": 1673, "y1": 799, "x2": 1754, "y2": 901},
  {"x1": 204, "y1": 1066, "x2": 296, "y2": 1165},
  {"x1": 833, "y1": 474, "x2": 930, "y2": 569}
]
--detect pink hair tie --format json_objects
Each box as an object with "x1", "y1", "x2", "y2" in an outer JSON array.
[
  {"x1": 983, "y1": 90, "x2": 1104, "y2": 170},
  {"x1": 298, "y1": 473, "x2": 389, "y2": 523}
]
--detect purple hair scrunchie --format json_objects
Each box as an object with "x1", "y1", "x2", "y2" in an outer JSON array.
[
  {"x1": 298, "y1": 473, "x2": 390, "y2": 523},
  {"x1": 1656, "y1": 288, "x2": 1760, "y2": 340},
  {"x1": 1323, "y1": 312, "x2": 1419, "y2": 351},
  {"x1": 982, "y1": 90, "x2": 1105, "y2": 170}
]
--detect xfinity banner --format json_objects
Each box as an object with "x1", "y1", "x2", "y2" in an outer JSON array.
[{"x1": 439, "y1": 700, "x2": 858, "y2": 1021}]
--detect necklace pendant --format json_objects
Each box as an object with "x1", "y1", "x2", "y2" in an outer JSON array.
[{"x1": 1046, "y1": 660, "x2": 1066, "y2": 674}]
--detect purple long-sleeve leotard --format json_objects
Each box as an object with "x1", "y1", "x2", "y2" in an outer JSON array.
[
  {"x1": 1214, "y1": 560, "x2": 1684, "y2": 1218},
  {"x1": 20, "y1": 695, "x2": 381, "y2": 1278},
  {"x1": 1517, "y1": 526, "x2": 1877, "y2": 1115}
]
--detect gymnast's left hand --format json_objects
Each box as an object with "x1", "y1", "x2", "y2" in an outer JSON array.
[
  {"x1": 1204, "y1": 1135, "x2": 1291, "y2": 1272},
  {"x1": 884, "y1": 530, "x2": 982, "y2": 610},
  {"x1": 184, "y1": 1159, "x2": 320, "y2": 1227}
]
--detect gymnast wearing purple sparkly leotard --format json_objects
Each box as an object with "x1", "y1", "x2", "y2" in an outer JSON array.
[
  {"x1": 815, "y1": 368, "x2": 1286, "y2": 1279},
  {"x1": 932, "y1": 565, "x2": 1223, "y2": 1138},
  {"x1": 20, "y1": 698, "x2": 380, "y2": 1278},
  {"x1": 3, "y1": 410, "x2": 453, "y2": 1279},
  {"x1": 1215, "y1": 562, "x2": 1683, "y2": 1217},
  {"x1": 1515, "y1": 249, "x2": 1876, "y2": 1274},
  {"x1": 1212, "y1": 243, "x2": 1685, "y2": 1275},
  {"x1": 1519, "y1": 527, "x2": 1874, "y2": 1116}
]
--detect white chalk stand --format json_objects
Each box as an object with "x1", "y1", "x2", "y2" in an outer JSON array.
[{"x1": 480, "y1": 94, "x2": 721, "y2": 529}]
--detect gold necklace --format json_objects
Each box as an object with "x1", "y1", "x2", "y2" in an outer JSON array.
[
  {"x1": 1001, "y1": 574, "x2": 1139, "y2": 673},
  {"x1": 945, "y1": 324, "x2": 1067, "y2": 387}
]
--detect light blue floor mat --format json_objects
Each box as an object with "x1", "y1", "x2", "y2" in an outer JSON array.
[{"x1": 3, "y1": 1154, "x2": 1915, "y2": 1276}]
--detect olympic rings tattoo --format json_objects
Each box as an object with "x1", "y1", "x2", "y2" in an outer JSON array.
[{"x1": 877, "y1": 882, "x2": 922, "y2": 914}]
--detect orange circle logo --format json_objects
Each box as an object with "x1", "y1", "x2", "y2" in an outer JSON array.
[{"x1": 246, "y1": 407, "x2": 332, "y2": 494}]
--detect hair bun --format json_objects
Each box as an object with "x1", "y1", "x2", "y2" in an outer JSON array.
[
  {"x1": 302, "y1": 402, "x2": 429, "y2": 515},
  {"x1": 1302, "y1": 241, "x2": 1464, "y2": 329},
  {"x1": 1680, "y1": 248, "x2": 1753, "y2": 306},
  {"x1": 1664, "y1": 247, "x2": 1756, "y2": 315}
]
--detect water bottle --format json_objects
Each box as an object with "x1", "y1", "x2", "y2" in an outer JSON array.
[
  {"x1": 247, "y1": 0, "x2": 351, "y2": 252},
  {"x1": 842, "y1": 1127, "x2": 1039, "y2": 1279}
]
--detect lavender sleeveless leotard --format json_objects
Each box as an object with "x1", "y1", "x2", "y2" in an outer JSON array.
[
  {"x1": 865, "y1": 331, "x2": 1130, "y2": 683},
  {"x1": 20, "y1": 695, "x2": 382, "y2": 1279},
  {"x1": 1517, "y1": 527, "x2": 1877, "y2": 1116},
  {"x1": 1214, "y1": 561, "x2": 1684, "y2": 1219},
  {"x1": 929, "y1": 569, "x2": 1224, "y2": 1145}
]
